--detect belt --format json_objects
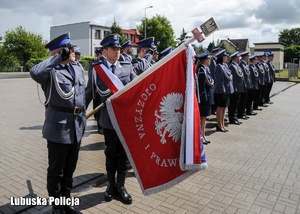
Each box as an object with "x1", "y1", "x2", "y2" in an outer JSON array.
[{"x1": 48, "y1": 105, "x2": 85, "y2": 115}]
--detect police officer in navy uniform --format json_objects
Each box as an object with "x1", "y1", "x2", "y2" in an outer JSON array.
[
  {"x1": 30, "y1": 32, "x2": 85, "y2": 214},
  {"x1": 214, "y1": 49, "x2": 234, "y2": 132},
  {"x1": 159, "y1": 46, "x2": 173, "y2": 60},
  {"x1": 85, "y1": 34, "x2": 137, "y2": 204},
  {"x1": 247, "y1": 55, "x2": 260, "y2": 114},
  {"x1": 131, "y1": 37, "x2": 156, "y2": 75},
  {"x1": 265, "y1": 52, "x2": 275, "y2": 104},
  {"x1": 256, "y1": 54, "x2": 267, "y2": 108},
  {"x1": 195, "y1": 50, "x2": 214, "y2": 144},
  {"x1": 119, "y1": 40, "x2": 133, "y2": 62},
  {"x1": 228, "y1": 52, "x2": 245, "y2": 125},
  {"x1": 209, "y1": 47, "x2": 220, "y2": 115},
  {"x1": 87, "y1": 47, "x2": 104, "y2": 133},
  {"x1": 238, "y1": 51, "x2": 252, "y2": 119},
  {"x1": 209, "y1": 47, "x2": 220, "y2": 80}
]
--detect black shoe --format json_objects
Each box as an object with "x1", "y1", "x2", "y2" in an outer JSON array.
[
  {"x1": 203, "y1": 140, "x2": 210, "y2": 145},
  {"x1": 229, "y1": 120, "x2": 240, "y2": 125},
  {"x1": 259, "y1": 103, "x2": 268, "y2": 107},
  {"x1": 116, "y1": 186, "x2": 132, "y2": 204},
  {"x1": 224, "y1": 128, "x2": 229, "y2": 132},
  {"x1": 104, "y1": 184, "x2": 115, "y2": 201},
  {"x1": 246, "y1": 111, "x2": 257, "y2": 116},
  {"x1": 52, "y1": 206, "x2": 65, "y2": 214},
  {"x1": 216, "y1": 126, "x2": 226, "y2": 132},
  {"x1": 267, "y1": 101, "x2": 273, "y2": 104},
  {"x1": 253, "y1": 107, "x2": 262, "y2": 111},
  {"x1": 238, "y1": 115, "x2": 248, "y2": 120},
  {"x1": 63, "y1": 205, "x2": 82, "y2": 214}
]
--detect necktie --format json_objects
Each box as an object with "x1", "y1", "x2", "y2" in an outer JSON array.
[
  {"x1": 65, "y1": 65, "x2": 75, "y2": 78},
  {"x1": 110, "y1": 64, "x2": 116, "y2": 74}
]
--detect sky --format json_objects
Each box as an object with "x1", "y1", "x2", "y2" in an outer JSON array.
[{"x1": 0, "y1": 0, "x2": 299, "y2": 48}]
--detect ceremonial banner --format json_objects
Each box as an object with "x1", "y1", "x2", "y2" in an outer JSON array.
[
  {"x1": 93, "y1": 63, "x2": 124, "y2": 94},
  {"x1": 106, "y1": 44, "x2": 207, "y2": 195}
]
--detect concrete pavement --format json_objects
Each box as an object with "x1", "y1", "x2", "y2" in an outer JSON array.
[{"x1": 0, "y1": 72, "x2": 299, "y2": 214}]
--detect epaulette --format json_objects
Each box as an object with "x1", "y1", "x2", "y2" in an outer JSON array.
[{"x1": 119, "y1": 61, "x2": 131, "y2": 65}]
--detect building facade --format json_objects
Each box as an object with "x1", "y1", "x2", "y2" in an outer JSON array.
[{"x1": 50, "y1": 21, "x2": 140, "y2": 56}]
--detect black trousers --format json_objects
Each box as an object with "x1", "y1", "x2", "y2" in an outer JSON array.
[
  {"x1": 228, "y1": 93, "x2": 241, "y2": 122},
  {"x1": 260, "y1": 85, "x2": 267, "y2": 104},
  {"x1": 238, "y1": 91, "x2": 248, "y2": 117},
  {"x1": 254, "y1": 85, "x2": 263, "y2": 109},
  {"x1": 47, "y1": 141, "x2": 81, "y2": 198},
  {"x1": 103, "y1": 128, "x2": 127, "y2": 174},
  {"x1": 246, "y1": 89, "x2": 256, "y2": 113},
  {"x1": 265, "y1": 82, "x2": 273, "y2": 103}
]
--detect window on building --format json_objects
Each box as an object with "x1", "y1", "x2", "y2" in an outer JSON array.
[
  {"x1": 130, "y1": 34, "x2": 135, "y2": 42},
  {"x1": 104, "y1": 31, "x2": 110, "y2": 37},
  {"x1": 95, "y1": 30, "x2": 101, "y2": 39}
]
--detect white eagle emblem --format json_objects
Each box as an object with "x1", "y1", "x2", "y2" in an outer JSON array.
[{"x1": 154, "y1": 93, "x2": 184, "y2": 144}]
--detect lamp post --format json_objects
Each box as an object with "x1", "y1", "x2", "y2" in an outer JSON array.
[{"x1": 144, "y1": 6, "x2": 153, "y2": 38}]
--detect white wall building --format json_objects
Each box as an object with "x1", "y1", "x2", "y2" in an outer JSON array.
[{"x1": 50, "y1": 21, "x2": 110, "y2": 56}]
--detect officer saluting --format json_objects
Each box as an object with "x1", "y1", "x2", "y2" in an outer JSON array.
[
  {"x1": 131, "y1": 37, "x2": 156, "y2": 75},
  {"x1": 30, "y1": 32, "x2": 85, "y2": 214},
  {"x1": 85, "y1": 34, "x2": 137, "y2": 204}
]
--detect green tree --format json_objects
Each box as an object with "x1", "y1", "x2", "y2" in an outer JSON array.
[
  {"x1": 110, "y1": 18, "x2": 127, "y2": 44},
  {"x1": 0, "y1": 46, "x2": 19, "y2": 72},
  {"x1": 279, "y1": 28, "x2": 300, "y2": 46},
  {"x1": 207, "y1": 42, "x2": 217, "y2": 52},
  {"x1": 3, "y1": 26, "x2": 48, "y2": 71},
  {"x1": 176, "y1": 28, "x2": 192, "y2": 46},
  {"x1": 138, "y1": 15, "x2": 176, "y2": 52},
  {"x1": 283, "y1": 44, "x2": 300, "y2": 63}
]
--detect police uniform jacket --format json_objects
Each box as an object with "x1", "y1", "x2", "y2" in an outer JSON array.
[
  {"x1": 30, "y1": 54, "x2": 86, "y2": 144},
  {"x1": 214, "y1": 62, "x2": 234, "y2": 94},
  {"x1": 85, "y1": 57, "x2": 102, "y2": 105},
  {"x1": 119, "y1": 52, "x2": 132, "y2": 63},
  {"x1": 239, "y1": 60, "x2": 252, "y2": 90},
  {"x1": 263, "y1": 61, "x2": 271, "y2": 84},
  {"x1": 267, "y1": 60, "x2": 275, "y2": 82},
  {"x1": 85, "y1": 57, "x2": 137, "y2": 130},
  {"x1": 197, "y1": 64, "x2": 214, "y2": 105},
  {"x1": 131, "y1": 53, "x2": 153, "y2": 75},
  {"x1": 209, "y1": 57, "x2": 217, "y2": 80},
  {"x1": 229, "y1": 62, "x2": 245, "y2": 93},
  {"x1": 249, "y1": 64, "x2": 259, "y2": 90},
  {"x1": 256, "y1": 62, "x2": 266, "y2": 86}
]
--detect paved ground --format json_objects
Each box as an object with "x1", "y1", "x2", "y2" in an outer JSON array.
[{"x1": 0, "y1": 72, "x2": 299, "y2": 214}]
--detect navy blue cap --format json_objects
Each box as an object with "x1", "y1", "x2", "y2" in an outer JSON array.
[
  {"x1": 95, "y1": 47, "x2": 103, "y2": 55},
  {"x1": 240, "y1": 51, "x2": 250, "y2": 57},
  {"x1": 263, "y1": 52, "x2": 269, "y2": 57},
  {"x1": 267, "y1": 52, "x2": 274, "y2": 57},
  {"x1": 256, "y1": 53, "x2": 264, "y2": 58},
  {"x1": 230, "y1": 51, "x2": 240, "y2": 58},
  {"x1": 212, "y1": 47, "x2": 220, "y2": 53},
  {"x1": 45, "y1": 32, "x2": 73, "y2": 51},
  {"x1": 249, "y1": 55, "x2": 258, "y2": 61},
  {"x1": 216, "y1": 49, "x2": 229, "y2": 58},
  {"x1": 160, "y1": 46, "x2": 173, "y2": 58},
  {"x1": 121, "y1": 40, "x2": 132, "y2": 49},
  {"x1": 196, "y1": 50, "x2": 212, "y2": 60},
  {"x1": 153, "y1": 46, "x2": 159, "y2": 55},
  {"x1": 100, "y1": 34, "x2": 121, "y2": 48},
  {"x1": 137, "y1": 37, "x2": 155, "y2": 48},
  {"x1": 75, "y1": 48, "x2": 81, "y2": 55}
]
